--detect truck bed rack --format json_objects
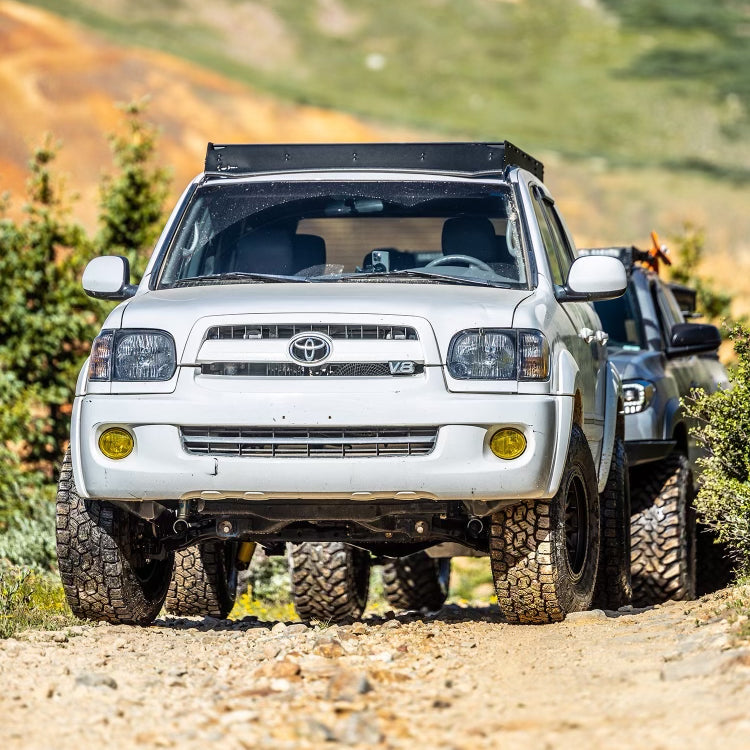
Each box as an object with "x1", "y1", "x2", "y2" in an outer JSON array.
[{"x1": 204, "y1": 141, "x2": 543, "y2": 181}]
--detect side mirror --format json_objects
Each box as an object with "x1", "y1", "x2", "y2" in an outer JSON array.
[
  {"x1": 558, "y1": 255, "x2": 627, "y2": 302},
  {"x1": 667, "y1": 322, "x2": 721, "y2": 358},
  {"x1": 82, "y1": 256, "x2": 137, "y2": 300}
]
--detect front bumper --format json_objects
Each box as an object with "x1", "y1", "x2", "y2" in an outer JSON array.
[{"x1": 72, "y1": 390, "x2": 573, "y2": 509}]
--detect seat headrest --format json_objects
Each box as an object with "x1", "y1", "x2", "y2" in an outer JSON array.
[
  {"x1": 441, "y1": 216, "x2": 497, "y2": 263},
  {"x1": 292, "y1": 234, "x2": 326, "y2": 273},
  {"x1": 233, "y1": 228, "x2": 294, "y2": 275}
]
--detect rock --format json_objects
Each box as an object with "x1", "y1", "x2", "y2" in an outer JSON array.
[
  {"x1": 52, "y1": 633, "x2": 68, "y2": 644},
  {"x1": 75, "y1": 672, "x2": 118, "y2": 690},
  {"x1": 296, "y1": 718, "x2": 335, "y2": 742},
  {"x1": 369, "y1": 651, "x2": 393, "y2": 663},
  {"x1": 1, "y1": 639, "x2": 21, "y2": 654},
  {"x1": 285, "y1": 623, "x2": 308, "y2": 635},
  {"x1": 326, "y1": 669, "x2": 373, "y2": 701},
  {"x1": 334, "y1": 711, "x2": 383, "y2": 745},
  {"x1": 255, "y1": 659, "x2": 300, "y2": 679},
  {"x1": 661, "y1": 649, "x2": 750, "y2": 681},
  {"x1": 565, "y1": 609, "x2": 608, "y2": 623},
  {"x1": 271, "y1": 622, "x2": 288, "y2": 635},
  {"x1": 269, "y1": 678, "x2": 292, "y2": 692},
  {"x1": 314, "y1": 638, "x2": 346, "y2": 659},
  {"x1": 263, "y1": 642, "x2": 282, "y2": 660},
  {"x1": 298, "y1": 655, "x2": 340, "y2": 679},
  {"x1": 350, "y1": 622, "x2": 368, "y2": 635},
  {"x1": 218, "y1": 710, "x2": 259, "y2": 727},
  {"x1": 383, "y1": 619, "x2": 402, "y2": 629}
]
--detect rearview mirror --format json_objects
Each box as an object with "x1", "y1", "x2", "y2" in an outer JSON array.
[
  {"x1": 667, "y1": 322, "x2": 721, "y2": 358},
  {"x1": 82, "y1": 256, "x2": 137, "y2": 300},
  {"x1": 558, "y1": 255, "x2": 627, "y2": 302}
]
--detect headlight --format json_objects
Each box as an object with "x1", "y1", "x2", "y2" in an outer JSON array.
[
  {"x1": 89, "y1": 329, "x2": 177, "y2": 382},
  {"x1": 447, "y1": 329, "x2": 549, "y2": 381},
  {"x1": 622, "y1": 379, "x2": 655, "y2": 414}
]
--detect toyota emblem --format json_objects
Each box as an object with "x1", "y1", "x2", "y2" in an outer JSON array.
[{"x1": 289, "y1": 333, "x2": 332, "y2": 365}]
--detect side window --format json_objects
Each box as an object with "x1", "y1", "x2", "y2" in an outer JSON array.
[
  {"x1": 542, "y1": 201, "x2": 576, "y2": 279},
  {"x1": 653, "y1": 281, "x2": 685, "y2": 344},
  {"x1": 530, "y1": 188, "x2": 565, "y2": 285}
]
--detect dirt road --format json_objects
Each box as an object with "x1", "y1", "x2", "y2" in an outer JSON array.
[{"x1": 1, "y1": 590, "x2": 749, "y2": 750}]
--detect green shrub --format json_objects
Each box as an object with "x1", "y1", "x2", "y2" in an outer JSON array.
[
  {"x1": 0, "y1": 562, "x2": 75, "y2": 638},
  {"x1": 244, "y1": 551, "x2": 291, "y2": 605},
  {"x1": 686, "y1": 324, "x2": 750, "y2": 576},
  {"x1": 0, "y1": 496, "x2": 57, "y2": 572}
]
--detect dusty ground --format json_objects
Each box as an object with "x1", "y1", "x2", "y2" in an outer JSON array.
[{"x1": 1, "y1": 591, "x2": 749, "y2": 750}]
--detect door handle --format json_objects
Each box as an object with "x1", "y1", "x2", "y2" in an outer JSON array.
[
  {"x1": 579, "y1": 327, "x2": 596, "y2": 343},
  {"x1": 595, "y1": 330, "x2": 609, "y2": 345}
]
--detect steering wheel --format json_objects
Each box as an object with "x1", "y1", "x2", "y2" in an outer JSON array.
[{"x1": 425, "y1": 254, "x2": 494, "y2": 273}]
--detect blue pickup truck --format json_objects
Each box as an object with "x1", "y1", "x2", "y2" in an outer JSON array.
[{"x1": 580, "y1": 244, "x2": 731, "y2": 605}]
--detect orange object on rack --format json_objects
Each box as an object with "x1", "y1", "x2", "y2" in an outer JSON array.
[{"x1": 641, "y1": 230, "x2": 672, "y2": 273}]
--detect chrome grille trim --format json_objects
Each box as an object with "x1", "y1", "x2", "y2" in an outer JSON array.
[
  {"x1": 206, "y1": 324, "x2": 419, "y2": 341},
  {"x1": 180, "y1": 427, "x2": 439, "y2": 458},
  {"x1": 200, "y1": 362, "x2": 423, "y2": 377}
]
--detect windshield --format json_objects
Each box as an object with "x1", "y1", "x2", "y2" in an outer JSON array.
[
  {"x1": 156, "y1": 179, "x2": 527, "y2": 288},
  {"x1": 593, "y1": 284, "x2": 645, "y2": 350}
]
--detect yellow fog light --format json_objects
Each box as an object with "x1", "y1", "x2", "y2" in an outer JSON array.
[
  {"x1": 490, "y1": 428, "x2": 526, "y2": 460},
  {"x1": 98, "y1": 427, "x2": 134, "y2": 460}
]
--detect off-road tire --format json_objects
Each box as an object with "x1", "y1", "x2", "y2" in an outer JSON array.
[
  {"x1": 630, "y1": 452, "x2": 696, "y2": 606},
  {"x1": 382, "y1": 553, "x2": 451, "y2": 611},
  {"x1": 490, "y1": 424, "x2": 600, "y2": 624},
  {"x1": 592, "y1": 436, "x2": 632, "y2": 609},
  {"x1": 288, "y1": 542, "x2": 370, "y2": 624},
  {"x1": 165, "y1": 542, "x2": 238, "y2": 619},
  {"x1": 56, "y1": 450, "x2": 174, "y2": 625}
]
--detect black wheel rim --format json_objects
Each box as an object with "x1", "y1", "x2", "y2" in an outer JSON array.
[
  {"x1": 133, "y1": 557, "x2": 168, "y2": 595},
  {"x1": 564, "y1": 473, "x2": 589, "y2": 580}
]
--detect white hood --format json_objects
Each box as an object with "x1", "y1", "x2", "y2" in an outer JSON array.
[{"x1": 117, "y1": 283, "x2": 533, "y2": 365}]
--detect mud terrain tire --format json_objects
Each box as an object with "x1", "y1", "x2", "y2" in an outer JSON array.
[
  {"x1": 288, "y1": 542, "x2": 370, "y2": 623},
  {"x1": 165, "y1": 542, "x2": 238, "y2": 618},
  {"x1": 56, "y1": 451, "x2": 173, "y2": 625},
  {"x1": 630, "y1": 452, "x2": 696, "y2": 605},
  {"x1": 490, "y1": 424, "x2": 600, "y2": 624},
  {"x1": 592, "y1": 436, "x2": 632, "y2": 609},
  {"x1": 382, "y1": 553, "x2": 450, "y2": 611}
]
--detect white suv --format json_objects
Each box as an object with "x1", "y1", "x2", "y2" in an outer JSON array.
[{"x1": 57, "y1": 142, "x2": 627, "y2": 625}]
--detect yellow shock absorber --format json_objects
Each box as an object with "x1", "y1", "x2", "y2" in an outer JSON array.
[{"x1": 237, "y1": 541, "x2": 256, "y2": 566}]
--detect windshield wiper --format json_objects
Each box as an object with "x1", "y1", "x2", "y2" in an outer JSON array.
[
  {"x1": 333, "y1": 269, "x2": 508, "y2": 288},
  {"x1": 172, "y1": 272, "x2": 310, "y2": 287}
]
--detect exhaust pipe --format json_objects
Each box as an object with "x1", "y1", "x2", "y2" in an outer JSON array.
[
  {"x1": 173, "y1": 499, "x2": 190, "y2": 535},
  {"x1": 467, "y1": 517, "x2": 484, "y2": 537}
]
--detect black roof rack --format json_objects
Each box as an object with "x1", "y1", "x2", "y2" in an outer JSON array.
[
  {"x1": 204, "y1": 141, "x2": 543, "y2": 181},
  {"x1": 579, "y1": 243, "x2": 672, "y2": 274}
]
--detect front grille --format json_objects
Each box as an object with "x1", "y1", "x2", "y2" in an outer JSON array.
[
  {"x1": 206, "y1": 324, "x2": 419, "y2": 341},
  {"x1": 200, "y1": 362, "x2": 423, "y2": 377},
  {"x1": 180, "y1": 426, "x2": 439, "y2": 458}
]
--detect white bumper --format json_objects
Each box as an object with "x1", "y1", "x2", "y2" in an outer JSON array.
[{"x1": 71, "y1": 384, "x2": 573, "y2": 507}]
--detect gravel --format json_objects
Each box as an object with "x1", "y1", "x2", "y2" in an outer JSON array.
[{"x1": 1, "y1": 592, "x2": 750, "y2": 749}]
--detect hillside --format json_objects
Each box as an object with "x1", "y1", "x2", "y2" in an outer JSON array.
[
  {"x1": 19, "y1": 0, "x2": 750, "y2": 174},
  {"x1": 1, "y1": 1, "x2": 750, "y2": 315},
  {"x1": 0, "y1": 1, "x2": 409, "y2": 227}
]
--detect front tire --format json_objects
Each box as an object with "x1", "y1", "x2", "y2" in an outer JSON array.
[
  {"x1": 56, "y1": 450, "x2": 173, "y2": 625},
  {"x1": 592, "y1": 436, "x2": 632, "y2": 609},
  {"x1": 288, "y1": 542, "x2": 370, "y2": 623},
  {"x1": 382, "y1": 552, "x2": 450, "y2": 612},
  {"x1": 490, "y1": 424, "x2": 600, "y2": 624},
  {"x1": 630, "y1": 452, "x2": 696, "y2": 605},
  {"x1": 165, "y1": 542, "x2": 239, "y2": 618}
]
